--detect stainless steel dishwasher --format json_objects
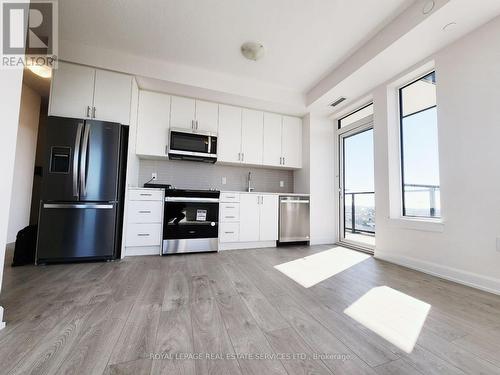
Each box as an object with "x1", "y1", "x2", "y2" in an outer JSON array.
[{"x1": 279, "y1": 195, "x2": 310, "y2": 244}]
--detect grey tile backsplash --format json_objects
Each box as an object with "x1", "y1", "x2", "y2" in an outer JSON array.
[{"x1": 138, "y1": 159, "x2": 294, "y2": 193}]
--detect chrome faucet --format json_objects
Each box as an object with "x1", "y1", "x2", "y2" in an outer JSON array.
[{"x1": 247, "y1": 171, "x2": 254, "y2": 192}]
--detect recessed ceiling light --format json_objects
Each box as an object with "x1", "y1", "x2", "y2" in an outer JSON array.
[
  {"x1": 422, "y1": 0, "x2": 435, "y2": 15},
  {"x1": 27, "y1": 65, "x2": 52, "y2": 78},
  {"x1": 241, "y1": 42, "x2": 265, "y2": 61},
  {"x1": 442, "y1": 22, "x2": 457, "y2": 32}
]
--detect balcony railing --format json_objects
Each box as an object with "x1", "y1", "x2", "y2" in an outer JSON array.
[
  {"x1": 344, "y1": 191, "x2": 375, "y2": 234},
  {"x1": 344, "y1": 184, "x2": 440, "y2": 234},
  {"x1": 403, "y1": 184, "x2": 440, "y2": 217}
]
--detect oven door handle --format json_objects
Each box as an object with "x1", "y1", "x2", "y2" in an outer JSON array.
[{"x1": 165, "y1": 197, "x2": 220, "y2": 203}]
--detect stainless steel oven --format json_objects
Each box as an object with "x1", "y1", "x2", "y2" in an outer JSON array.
[
  {"x1": 162, "y1": 189, "x2": 220, "y2": 254},
  {"x1": 168, "y1": 128, "x2": 217, "y2": 163}
]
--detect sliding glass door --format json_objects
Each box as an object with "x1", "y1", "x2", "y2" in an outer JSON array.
[{"x1": 339, "y1": 123, "x2": 375, "y2": 250}]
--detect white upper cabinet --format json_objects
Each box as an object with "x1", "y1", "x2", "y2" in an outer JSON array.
[
  {"x1": 259, "y1": 194, "x2": 278, "y2": 241},
  {"x1": 170, "y1": 95, "x2": 195, "y2": 130},
  {"x1": 136, "y1": 91, "x2": 171, "y2": 157},
  {"x1": 93, "y1": 69, "x2": 132, "y2": 125},
  {"x1": 170, "y1": 96, "x2": 218, "y2": 133},
  {"x1": 239, "y1": 194, "x2": 261, "y2": 242},
  {"x1": 49, "y1": 61, "x2": 132, "y2": 124},
  {"x1": 49, "y1": 61, "x2": 95, "y2": 119},
  {"x1": 282, "y1": 116, "x2": 302, "y2": 168},
  {"x1": 195, "y1": 100, "x2": 218, "y2": 133},
  {"x1": 263, "y1": 113, "x2": 283, "y2": 167},
  {"x1": 241, "y1": 109, "x2": 264, "y2": 165},
  {"x1": 218, "y1": 104, "x2": 242, "y2": 163}
]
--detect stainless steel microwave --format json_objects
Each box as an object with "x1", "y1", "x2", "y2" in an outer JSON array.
[{"x1": 168, "y1": 128, "x2": 217, "y2": 163}]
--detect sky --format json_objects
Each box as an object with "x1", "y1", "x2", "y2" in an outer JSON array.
[{"x1": 343, "y1": 107, "x2": 440, "y2": 212}]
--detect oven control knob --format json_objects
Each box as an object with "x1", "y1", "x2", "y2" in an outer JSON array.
[{"x1": 211, "y1": 222, "x2": 215, "y2": 226}]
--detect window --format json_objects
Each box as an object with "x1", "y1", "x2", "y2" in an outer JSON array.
[
  {"x1": 399, "y1": 71, "x2": 440, "y2": 218},
  {"x1": 338, "y1": 103, "x2": 373, "y2": 129}
]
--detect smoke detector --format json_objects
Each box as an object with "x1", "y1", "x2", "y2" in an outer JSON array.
[{"x1": 241, "y1": 42, "x2": 265, "y2": 61}]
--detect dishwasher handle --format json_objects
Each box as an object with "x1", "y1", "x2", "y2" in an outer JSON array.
[{"x1": 280, "y1": 199, "x2": 310, "y2": 204}]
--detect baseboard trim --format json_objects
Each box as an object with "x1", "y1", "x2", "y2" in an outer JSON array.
[
  {"x1": 219, "y1": 241, "x2": 276, "y2": 251},
  {"x1": 125, "y1": 246, "x2": 161, "y2": 256},
  {"x1": 375, "y1": 250, "x2": 500, "y2": 296},
  {"x1": 0, "y1": 306, "x2": 5, "y2": 330}
]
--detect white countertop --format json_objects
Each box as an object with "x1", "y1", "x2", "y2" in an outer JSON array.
[{"x1": 222, "y1": 190, "x2": 310, "y2": 196}]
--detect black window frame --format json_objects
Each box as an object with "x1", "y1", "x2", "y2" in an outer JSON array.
[
  {"x1": 398, "y1": 71, "x2": 440, "y2": 218},
  {"x1": 338, "y1": 102, "x2": 374, "y2": 129}
]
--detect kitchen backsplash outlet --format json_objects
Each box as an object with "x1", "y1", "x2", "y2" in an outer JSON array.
[{"x1": 138, "y1": 159, "x2": 294, "y2": 193}]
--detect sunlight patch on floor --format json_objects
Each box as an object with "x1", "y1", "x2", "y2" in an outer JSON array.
[
  {"x1": 344, "y1": 286, "x2": 431, "y2": 353},
  {"x1": 273, "y1": 247, "x2": 371, "y2": 288}
]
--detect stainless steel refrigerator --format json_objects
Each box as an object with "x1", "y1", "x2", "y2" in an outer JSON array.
[{"x1": 36, "y1": 116, "x2": 128, "y2": 264}]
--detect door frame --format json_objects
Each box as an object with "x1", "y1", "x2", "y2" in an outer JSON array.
[{"x1": 337, "y1": 115, "x2": 375, "y2": 253}]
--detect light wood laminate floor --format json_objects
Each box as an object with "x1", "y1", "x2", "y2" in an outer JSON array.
[{"x1": 1, "y1": 245, "x2": 500, "y2": 374}]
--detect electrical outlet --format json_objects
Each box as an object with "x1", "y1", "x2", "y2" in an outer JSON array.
[
  {"x1": 152, "y1": 172, "x2": 157, "y2": 180},
  {"x1": 496, "y1": 237, "x2": 500, "y2": 252},
  {"x1": 221, "y1": 177, "x2": 227, "y2": 185},
  {"x1": 280, "y1": 181, "x2": 284, "y2": 188}
]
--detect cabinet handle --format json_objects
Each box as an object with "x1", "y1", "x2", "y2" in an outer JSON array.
[
  {"x1": 137, "y1": 233, "x2": 150, "y2": 237},
  {"x1": 196, "y1": 120, "x2": 199, "y2": 130},
  {"x1": 86, "y1": 106, "x2": 91, "y2": 118},
  {"x1": 92, "y1": 107, "x2": 96, "y2": 118},
  {"x1": 224, "y1": 231, "x2": 235, "y2": 234},
  {"x1": 225, "y1": 216, "x2": 235, "y2": 218},
  {"x1": 138, "y1": 210, "x2": 151, "y2": 213},
  {"x1": 225, "y1": 206, "x2": 235, "y2": 209},
  {"x1": 140, "y1": 193, "x2": 152, "y2": 196},
  {"x1": 283, "y1": 157, "x2": 285, "y2": 165},
  {"x1": 242, "y1": 153, "x2": 244, "y2": 161}
]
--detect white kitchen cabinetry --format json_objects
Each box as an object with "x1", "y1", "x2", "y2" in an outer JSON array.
[
  {"x1": 170, "y1": 95, "x2": 195, "y2": 130},
  {"x1": 136, "y1": 91, "x2": 171, "y2": 157},
  {"x1": 218, "y1": 106, "x2": 264, "y2": 166},
  {"x1": 241, "y1": 109, "x2": 264, "y2": 165},
  {"x1": 170, "y1": 96, "x2": 218, "y2": 133},
  {"x1": 282, "y1": 115, "x2": 302, "y2": 168},
  {"x1": 195, "y1": 100, "x2": 219, "y2": 133},
  {"x1": 219, "y1": 192, "x2": 278, "y2": 250},
  {"x1": 92, "y1": 69, "x2": 132, "y2": 125},
  {"x1": 49, "y1": 61, "x2": 132, "y2": 124},
  {"x1": 124, "y1": 188, "x2": 164, "y2": 256},
  {"x1": 263, "y1": 113, "x2": 302, "y2": 168},
  {"x1": 259, "y1": 194, "x2": 279, "y2": 241},
  {"x1": 218, "y1": 105, "x2": 242, "y2": 163},
  {"x1": 49, "y1": 62, "x2": 95, "y2": 119},
  {"x1": 239, "y1": 194, "x2": 261, "y2": 242},
  {"x1": 263, "y1": 112, "x2": 283, "y2": 167}
]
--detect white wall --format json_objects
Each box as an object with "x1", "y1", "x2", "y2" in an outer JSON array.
[
  {"x1": 297, "y1": 114, "x2": 337, "y2": 245},
  {"x1": 7, "y1": 84, "x2": 41, "y2": 243},
  {"x1": 0, "y1": 69, "x2": 24, "y2": 327},
  {"x1": 374, "y1": 16, "x2": 500, "y2": 294}
]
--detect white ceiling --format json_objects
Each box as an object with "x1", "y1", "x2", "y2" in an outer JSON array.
[{"x1": 59, "y1": 0, "x2": 412, "y2": 93}]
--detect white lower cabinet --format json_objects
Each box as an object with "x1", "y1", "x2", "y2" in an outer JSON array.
[
  {"x1": 239, "y1": 194, "x2": 261, "y2": 242},
  {"x1": 124, "y1": 188, "x2": 164, "y2": 256},
  {"x1": 219, "y1": 192, "x2": 278, "y2": 250},
  {"x1": 259, "y1": 194, "x2": 279, "y2": 241}
]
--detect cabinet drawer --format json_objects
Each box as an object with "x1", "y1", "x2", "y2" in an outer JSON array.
[
  {"x1": 219, "y1": 223, "x2": 239, "y2": 243},
  {"x1": 128, "y1": 201, "x2": 163, "y2": 223},
  {"x1": 129, "y1": 189, "x2": 163, "y2": 201},
  {"x1": 220, "y1": 203, "x2": 239, "y2": 222},
  {"x1": 126, "y1": 223, "x2": 162, "y2": 247},
  {"x1": 220, "y1": 192, "x2": 240, "y2": 203}
]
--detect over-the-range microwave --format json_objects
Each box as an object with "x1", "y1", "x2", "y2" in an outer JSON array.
[{"x1": 168, "y1": 128, "x2": 217, "y2": 163}]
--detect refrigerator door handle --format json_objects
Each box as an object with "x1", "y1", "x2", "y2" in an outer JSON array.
[
  {"x1": 73, "y1": 122, "x2": 83, "y2": 197},
  {"x1": 80, "y1": 123, "x2": 90, "y2": 197},
  {"x1": 43, "y1": 203, "x2": 114, "y2": 209}
]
